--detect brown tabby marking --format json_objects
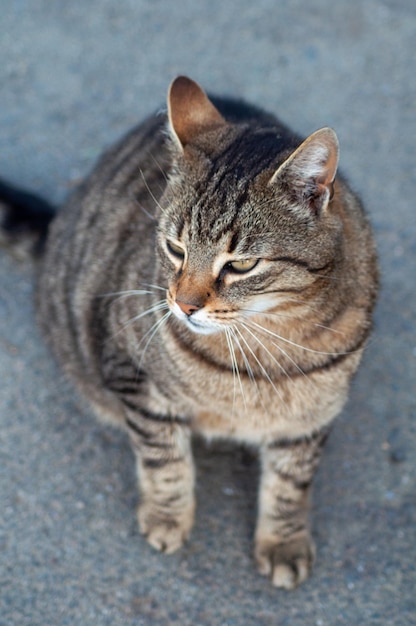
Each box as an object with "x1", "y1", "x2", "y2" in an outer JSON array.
[{"x1": 33, "y1": 76, "x2": 378, "y2": 588}]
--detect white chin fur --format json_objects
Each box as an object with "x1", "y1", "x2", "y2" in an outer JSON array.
[
  {"x1": 171, "y1": 305, "x2": 222, "y2": 335},
  {"x1": 185, "y1": 318, "x2": 221, "y2": 335}
]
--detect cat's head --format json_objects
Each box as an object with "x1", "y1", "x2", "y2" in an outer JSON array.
[{"x1": 157, "y1": 76, "x2": 341, "y2": 336}]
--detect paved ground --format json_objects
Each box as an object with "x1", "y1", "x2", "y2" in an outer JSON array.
[{"x1": 1, "y1": 1, "x2": 415, "y2": 625}]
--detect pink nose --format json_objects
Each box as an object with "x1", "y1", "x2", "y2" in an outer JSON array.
[{"x1": 176, "y1": 300, "x2": 201, "y2": 316}]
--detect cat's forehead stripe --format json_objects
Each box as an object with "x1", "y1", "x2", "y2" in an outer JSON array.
[
  {"x1": 187, "y1": 182, "x2": 252, "y2": 246},
  {"x1": 209, "y1": 127, "x2": 288, "y2": 179},
  {"x1": 228, "y1": 231, "x2": 240, "y2": 254}
]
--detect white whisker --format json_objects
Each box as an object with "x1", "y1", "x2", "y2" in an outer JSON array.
[
  {"x1": 142, "y1": 282, "x2": 168, "y2": 293},
  {"x1": 107, "y1": 299, "x2": 168, "y2": 343},
  {"x1": 149, "y1": 152, "x2": 169, "y2": 182},
  {"x1": 233, "y1": 324, "x2": 285, "y2": 402},
  {"x1": 232, "y1": 326, "x2": 273, "y2": 415},
  {"x1": 130, "y1": 195, "x2": 157, "y2": 222},
  {"x1": 225, "y1": 327, "x2": 246, "y2": 412},
  {"x1": 132, "y1": 300, "x2": 170, "y2": 324},
  {"x1": 230, "y1": 326, "x2": 256, "y2": 385},
  {"x1": 246, "y1": 320, "x2": 350, "y2": 356},
  {"x1": 238, "y1": 322, "x2": 289, "y2": 380},
  {"x1": 99, "y1": 289, "x2": 155, "y2": 299},
  {"x1": 242, "y1": 321, "x2": 316, "y2": 388},
  {"x1": 137, "y1": 310, "x2": 171, "y2": 369},
  {"x1": 139, "y1": 168, "x2": 166, "y2": 214},
  {"x1": 243, "y1": 307, "x2": 346, "y2": 337}
]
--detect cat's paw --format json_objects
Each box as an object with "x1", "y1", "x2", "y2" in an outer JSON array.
[
  {"x1": 255, "y1": 535, "x2": 316, "y2": 589},
  {"x1": 137, "y1": 502, "x2": 194, "y2": 554}
]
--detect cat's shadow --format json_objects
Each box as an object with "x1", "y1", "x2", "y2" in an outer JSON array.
[
  {"x1": 52, "y1": 376, "x2": 361, "y2": 561},
  {"x1": 92, "y1": 420, "x2": 260, "y2": 554},
  {"x1": 192, "y1": 437, "x2": 260, "y2": 541},
  {"x1": 61, "y1": 392, "x2": 260, "y2": 542}
]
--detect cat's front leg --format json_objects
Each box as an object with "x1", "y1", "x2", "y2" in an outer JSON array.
[
  {"x1": 125, "y1": 408, "x2": 195, "y2": 554},
  {"x1": 255, "y1": 427, "x2": 330, "y2": 589}
]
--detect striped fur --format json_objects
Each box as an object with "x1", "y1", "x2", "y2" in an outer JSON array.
[{"x1": 33, "y1": 77, "x2": 377, "y2": 587}]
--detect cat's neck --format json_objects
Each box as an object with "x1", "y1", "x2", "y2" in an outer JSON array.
[{"x1": 161, "y1": 301, "x2": 361, "y2": 382}]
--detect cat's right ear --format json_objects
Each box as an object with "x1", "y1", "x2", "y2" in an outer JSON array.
[
  {"x1": 167, "y1": 76, "x2": 226, "y2": 150},
  {"x1": 270, "y1": 128, "x2": 339, "y2": 217}
]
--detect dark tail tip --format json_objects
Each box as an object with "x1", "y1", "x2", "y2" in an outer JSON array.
[{"x1": 0, "y1": 178, "x2": 56, "y2": 257}]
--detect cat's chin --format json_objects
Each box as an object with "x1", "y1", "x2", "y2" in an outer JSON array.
[
  {"x1": 171, "y1": 310, "x2": 221, "y2": 335},
  {"x1": 170, "y1": 303, "x2": 223, "y2": 335},
  {"x1": 182, "y1": 317, "x2": 221, "y2": 336}
]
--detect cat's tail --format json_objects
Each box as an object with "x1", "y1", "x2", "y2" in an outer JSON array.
[{"x1": 0, "y1": 178, "x2": 56, "y2": 259}]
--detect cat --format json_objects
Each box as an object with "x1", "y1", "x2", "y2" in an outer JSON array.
[{"x1": 0, "y1": 76, "x2": 378, "y2": 589}]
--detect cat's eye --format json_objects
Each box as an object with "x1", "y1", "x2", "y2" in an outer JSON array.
[
  {"x1": 227, "y1": 258, "x2": 259, "y2": 274},
  {"x1": 166, "y1": 240, "x2": 185, "y2": 260}
]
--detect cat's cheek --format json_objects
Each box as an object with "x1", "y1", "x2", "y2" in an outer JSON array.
[{"x1": 247, "y1": 296, "x2": 279, "y2": 315}]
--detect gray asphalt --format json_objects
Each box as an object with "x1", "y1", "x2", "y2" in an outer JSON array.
[{"x1": 1, "y1": 2, "x2": 415, "y2": 625}]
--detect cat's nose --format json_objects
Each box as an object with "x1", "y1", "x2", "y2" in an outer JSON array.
[{"x1": 176, "y1": 300, "x2": 201, "y2": 316}]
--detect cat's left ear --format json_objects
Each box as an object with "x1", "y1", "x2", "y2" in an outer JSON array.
[
  {"x1": 270, "y1": 128, "x2": 339, "y2": 216},
  {"x1": 167, "y1": 76, "x2": 226, "y2": 150}
]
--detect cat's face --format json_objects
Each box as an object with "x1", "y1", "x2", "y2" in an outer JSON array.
[
  {"x1": 159, "y1": 202, "x2": 278, "y2": 335},
  {"x1": 157, "y1": 164, "x2": 339, "y2": 337},
  {"x1": 156, "y1": 77, "x2": 341, "y2": 337}
]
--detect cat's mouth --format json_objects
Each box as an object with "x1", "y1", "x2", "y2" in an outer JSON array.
[{"x1": 170, "y1": 301, "x2": 223, "y2": 335}]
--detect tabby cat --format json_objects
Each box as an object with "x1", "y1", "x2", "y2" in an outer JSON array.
[{"x1": 1, "y1": 76, "x2": 378, "y2": 589}]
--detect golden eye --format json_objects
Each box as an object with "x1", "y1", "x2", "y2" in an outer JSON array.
[
  {"x1": 228, "y1": 258, "x2": 259, "y2": 273},
  {"x1": 166, "y1": 240, "x2": 185, "y2": 260}
]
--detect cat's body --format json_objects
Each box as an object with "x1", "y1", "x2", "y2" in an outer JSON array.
[{"x1": 2, "y1": 77, "x2": 378, "y2": 588}]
